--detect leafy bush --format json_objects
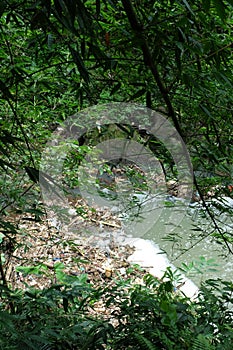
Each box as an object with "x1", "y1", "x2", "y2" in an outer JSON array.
[{"x1": 0, "y1": 266, "x2": 232, "y2": 350}]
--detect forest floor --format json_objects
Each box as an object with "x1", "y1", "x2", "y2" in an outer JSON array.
[
  {"x1": 3, "y1": 182, "x2": 202, "y2": 305},
  {"x1": 4, "y1": 196, "x2": 149, "y2": 293}
]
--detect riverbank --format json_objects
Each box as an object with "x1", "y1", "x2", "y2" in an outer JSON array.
[
  {"x1": 4, "y1": 210, "x2": 198, "y2": 301},
  {"x1": 77, "y1": 226, "x2": 199, "y2": 300}
]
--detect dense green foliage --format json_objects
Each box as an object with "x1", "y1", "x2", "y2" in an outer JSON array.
[
  {"x1": 0, "y1": 0, "x2": 233, "y2": 349},
  {"x1": 1, "y1": 267, "x2": 233, "y2": 350}
]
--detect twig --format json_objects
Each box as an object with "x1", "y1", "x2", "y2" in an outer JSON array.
[{"x1": 90, "y1": 218, "x2": 121, "y2": 228}]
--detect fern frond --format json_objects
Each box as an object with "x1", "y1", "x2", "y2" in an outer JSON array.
[
  {"x1": 134, "y1": 333, "x2": 158, "y2": 350},
  {"x1": 192, "y1": 334, "x2": 215, "y2": 350}
]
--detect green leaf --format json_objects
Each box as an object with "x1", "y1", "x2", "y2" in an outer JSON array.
[
  {"x1": 130, "y1": 88, "x2": 146, "y2": 100},
  {"x1": 199, "y1": 104, "x2": 212, "y2": 119},
  {"x1": 1, "y1": 253, "x2": 5, "y2": 264},
  {"x1": 0, "y1": 220, "x2": 18, "y2": 234},
  {"x1": 182, "y1": 0, "x2": 195, "y2": 16},
  {"x1": 0, "y1": 233, "x2": 4, "y2": 243},
  {"x1": 214, "y1": 71, "x2": 232, "y2": 87},
  {"x1": 134, "y1": 333, "x2": 157, "y2": 350},
  {"x1": 176, "y1": 41, "x2": 184, "y2": 52},
  {"x1": 0, "y1": 159, "x2": 15, "y2": 170},
  {"x1": 16, "y1": 264, "x2": 48, "y2": 275}
]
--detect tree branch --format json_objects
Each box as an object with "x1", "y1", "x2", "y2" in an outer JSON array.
[{"x1": 121, "y1": 0, "x2": 183, "y2": 137}]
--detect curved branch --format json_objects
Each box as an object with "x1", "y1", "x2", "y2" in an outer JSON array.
[{"x1": 121, "y1": 0, "x2": 183, "y2": 137}]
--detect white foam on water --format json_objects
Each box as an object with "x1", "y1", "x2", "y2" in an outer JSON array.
[{"x1": 124, "y1": 237, "x2": 199, "y2": 300}]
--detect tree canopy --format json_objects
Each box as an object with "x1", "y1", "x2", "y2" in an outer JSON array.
[
  {"x1": 0, "y1": 1, "x2": 233, "y2": 349},
  {"x1": 1, "y1": 0, "x2": 232, "y2": 242}
]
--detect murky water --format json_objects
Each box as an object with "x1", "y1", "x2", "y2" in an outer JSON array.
[
  {"x1": 138, "y1": 198, "x2": 233, "y2": 286},
  {"x1": 94, "y1": 185, "x2": 233, "y2": 286},
  {"x1": 53, "y1": 176, "x2": 233, "y2": 287}
]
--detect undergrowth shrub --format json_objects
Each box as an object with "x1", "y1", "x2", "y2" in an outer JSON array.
[{"x1": 0, "y1": 267, "x2": 232, "y2": 350}]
